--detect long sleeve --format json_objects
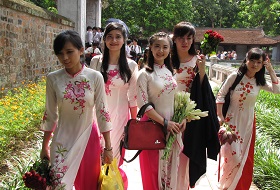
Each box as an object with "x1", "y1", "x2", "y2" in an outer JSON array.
[
  {"x1": 41, "y1": 73, "x2": 58, "y2": 132},
  {"x1": 216, "y1": 72, "x2": 238, "y2": 103},
  {"x1": 261, "y1": 81, "x2": 280, "y2": 93},
  {"x1": 127, "y1": 60, "x2": 138, "y2": 108},
  {"x1": 94, "y1": 72, "x2": 112, "y2": 133},
  {"x1": 137, "y1": 70, "x2": 153, "y2": 112}
]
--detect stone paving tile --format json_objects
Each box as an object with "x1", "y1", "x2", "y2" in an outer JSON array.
[{"x1": 121, "y1": 147, "x2": 259, "y2": 190}]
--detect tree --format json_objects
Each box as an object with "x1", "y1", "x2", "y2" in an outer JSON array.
[
  {"x1": 233, "y1": 0, "x2": 280, "y2": 36},
  {"x1": 191, "y1": 0, "x2": 240, "y2": 28},
  {"x1": 102, "y1": 0, "x2": 194, "y2": 37},
  {"x1": 24, "y1": 0, "x2": 57, "y2": 13}
]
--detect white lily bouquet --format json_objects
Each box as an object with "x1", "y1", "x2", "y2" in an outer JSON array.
[{"x1": 161, "y1": 92, "x2": 209, "y2": 160}]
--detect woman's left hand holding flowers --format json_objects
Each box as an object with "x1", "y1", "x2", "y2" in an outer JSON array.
[
  {"x1": 167, "y1": 120, "x2": 181, "y2": 135},
  {"x1": 196, "y1": 54, "x2": 206, "y2": 72}
]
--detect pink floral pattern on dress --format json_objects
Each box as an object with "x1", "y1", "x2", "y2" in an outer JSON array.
[
  {"x1": 139, "y1": 86, "x2": 147, "y2": 103},
  {"x1": 158, "y1": 73, "x2": 177, "y2": 97},
  {"x1": 50, "y1": 144, "x2": 68, "y2": 189},
  {"x1": 238, "y1": 81, "x2": 253, "y2": 111},
  {"x1": 224, "y1": 115, "x2": 243, "y2": 144},
  {"x1": 105, "y1": 68, "x2": 120, "y2": 96},
  {"x1": 63, "y1": 79, "x2": 92, "y2": 116},
  {"x1": 99, "y1": 102, "x2": 111, "y2": 122},
  {"x1": 177, "y1": 66, "x2": 195, "y2": 92}
]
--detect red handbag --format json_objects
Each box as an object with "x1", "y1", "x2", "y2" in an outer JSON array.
[{"x1": 120, "y1": 103, "x2": 167, "y2": 162}]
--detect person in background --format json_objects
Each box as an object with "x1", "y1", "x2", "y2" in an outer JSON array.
[
  {"x1": 137, "y1": 31, "x2": 184, "y2": 190},
  {"x1": 216, "y1": 47, "x2": 280, "y2": 190},
  {"x1": 84, "y1": 41, "x2": 102, "y2": 66},
  {"x1": 137, "y1": 47, "x2": 149, "y2": 70},
  {"x1": 125, "y1": 39, "x2": 132, "y2": 58},
  {"x1": 85, "y1": 26, "x2": 93, "y2": 48},
  {"x1": 130, "y1": 38, "x2": 142, "y2": 54},
  {"x1": 40, "y1": 30, "x2": 112, "y2": 190},
  {"x1": 90, "y1": 22, "x2": 138, "y2": 166},
  {"x1": 171, "y1": 21, "x2": 220, "y2": 189}
]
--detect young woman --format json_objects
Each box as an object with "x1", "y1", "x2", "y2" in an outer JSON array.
[
  {"x1": 90, "y1": 22, "x2": 138, "y2": 165},
  {"x1": 137, "y1": 31, "x2": 184, "y2": 190},
  {"x1": 40, "y1": 30, "x2": 113, "y2": 189},
  {"x1": 172, "y1": 21, "x2": 220, "y2": 189},
  {"x1": 216, "y1": 47, "x2": 280, "y2": 190}
]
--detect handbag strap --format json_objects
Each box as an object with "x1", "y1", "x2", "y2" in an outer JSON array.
[
  {"x1": 216, "y1": 71, "x2": 244, "y2": 100},
  {"x1": 120, "y1": 140, "x2": 142, "y2": 163},
  {"x1": 119, "y1": 102, "x2": 157, "y2": 163},
  {"x1": 137, "y1": 102, "x2": 155, "y2": 118},
  {"x1": 229, "y1": 71, "x2": 244, "y2": 91}
]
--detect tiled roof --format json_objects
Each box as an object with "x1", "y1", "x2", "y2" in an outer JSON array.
[{"x1": 195, "y1": 28, "x2": 279, "y2": 45}]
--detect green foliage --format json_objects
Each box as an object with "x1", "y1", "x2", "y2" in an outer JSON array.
[
  {"x1": 253, "y1": 131, "x2": 280, "y2": 189},
  {"x1": 24, "y1": 0, "x2": 58, "y2": 14},
  {"x1": 102, "y1": 0, "x2": 193, "y2": 37},
  {"x1": 0, "y1": 132, "x2": 43, "y2": 189},
  {"x1": 102, "y1": 0, "x2": 280, "y2": 37},
  {"x1": 255, "y1": 91, "x2": 280, "y2": 146},
  {"x1": 0, "y1": 79, "x2": 46, "y2": 163},
  {"x1": 233, "y1": 0, "x2": 280, "y2": 36}
]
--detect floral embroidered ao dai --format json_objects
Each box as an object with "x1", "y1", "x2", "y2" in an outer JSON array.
[
  {"x1": 41, "y1": 65, "x2": 111, "y2": 189},
  {"x1": 175, "y1": 56, "x2": 197, "y2": 92},
  {"x1": 104, "y1": 59, "x2": 138, "y2": 162},
  {"x1": 137, "y1": 64, "x2": 182, "y2": 190},
  {"x1": 216, "y1": 72, "x2": 280, "y2": 190},
  {"x1": 173, "y1": 56, "x2": 197, "y2": 189}
]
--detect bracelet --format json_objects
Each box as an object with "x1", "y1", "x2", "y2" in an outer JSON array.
[
  {"x1": 104, "y1": 147, "x2": 113, "y2": 151},
  {"x1": 163, "y1": 118, "x2": 168, "y2": 129}
]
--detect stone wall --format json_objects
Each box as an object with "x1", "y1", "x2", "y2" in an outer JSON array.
[{"x1": 0, "y1": 0, "x2": 75, "y2": 95}]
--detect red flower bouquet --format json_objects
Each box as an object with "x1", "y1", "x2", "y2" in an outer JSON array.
[
  {"x1": 200, "y1": 30, "x2": 224, "y2": 56},
  {"x1": 22, "y1": 158, "x2": 52, "y2": 190}
]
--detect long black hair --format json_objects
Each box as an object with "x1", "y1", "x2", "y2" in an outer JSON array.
[
  {"x1": 145, "y1": 32, "x2": 174, "y2": 75},
  {"x1": 171, "y1": 22, "x2": 197, "y2": 70},
  {"x1": 238, "y1": 47, "x2": 266, "y2": 86},
  {"x1": 53, "y1": 30, "x2": 83, "y2": 55},
  {"x1": 101, "y1": 22, "x2": 131, "y2": 83}
]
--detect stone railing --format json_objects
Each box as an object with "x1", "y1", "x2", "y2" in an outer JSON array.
[{"x1": 206, "y1": 59, "x2": 279, "y2": 85}]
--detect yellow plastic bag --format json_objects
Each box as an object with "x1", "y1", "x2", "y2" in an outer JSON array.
[{"x1": 98, "y1": 158, "x2": 124, "y2": 190}]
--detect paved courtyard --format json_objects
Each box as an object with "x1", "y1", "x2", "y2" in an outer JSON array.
[{"x1": 121, "y1": 150, "x2": 259, "y2": 190}]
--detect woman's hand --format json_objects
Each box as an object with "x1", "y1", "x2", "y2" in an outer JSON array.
[
  {"x1": 264, "y1": 56, "x2": 274, "y2": 73},
  {"x1": 217, "y1": 114, "x2": 225, "y2": 126},
  {"x1": 179, "y1": 119, "x2": 187, "y2": 132},
  {"x1": 102, "y1": 148, "x2": 113, "y2": 164},
  {"x1": 196, "y1": 54, "x2": 206, "y2": 72},
  {"x1": 40, "y1": 147, "x2": 50, "y2": 161},
  {"x1": 166, "y1": 120, "x2": 181, "y2": 135}
]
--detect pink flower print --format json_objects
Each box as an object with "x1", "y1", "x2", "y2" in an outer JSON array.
[
  {"x1": 99, "y1": 102, "x2": 111, "y2": 122},
  {"x1": 177, "y1": 68, "x2": 183, "y2": 73},
  {"x1": 238, "y1": 81, "x2": 254, "y2": 111},
  {"x1": 139, "y1": 87, "x2": 147, "y2": 102},
  {"x1": 63, "y1": 79, "x2": 91, "y2": 116},
  {"x1": 105, "y1": 68, "x2": 120, "y2": 96},
  {"x1": 158, "y1": 74, "x2": 177, "y2": 97}
]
